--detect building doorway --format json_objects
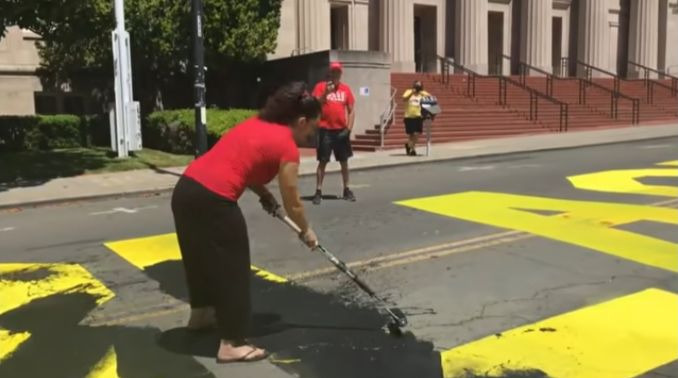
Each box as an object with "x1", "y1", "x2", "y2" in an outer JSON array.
[
  {"x1": 331, "y1": 4, "x2": 349, "y2": 50},
  {"x1": 414, "y1": 5, "x2": 437, "y2": 73},
  {"x1": 552, "y1": 17, "x2": 563, "y2": 75},
  {"x1": 488, "y1": 11, "x2": 504, "y2": 75}
]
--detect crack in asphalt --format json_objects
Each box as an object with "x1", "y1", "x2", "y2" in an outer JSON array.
[{"x1": 426, "y1": 278, "x2": 613, "y2": 332}]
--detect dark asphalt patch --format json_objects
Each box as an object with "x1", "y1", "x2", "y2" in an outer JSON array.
[
  {"x1": 0, "y1": 293, "x2": 213, "y2": 378},
  {"x1": 146, "y1": 261, "x2": 443, "y2": 378}
]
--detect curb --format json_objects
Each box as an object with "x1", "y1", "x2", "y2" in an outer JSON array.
[{"x1": 1, "y1": 133, "x2": 676, "y2": 211}]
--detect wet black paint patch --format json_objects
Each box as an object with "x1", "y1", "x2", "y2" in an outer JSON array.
[
  {"x1": 0, "y1": 267, "x2": 53, "y2": 281},
  {"x1": 148, "y1": 261, "x2": 443, "y2": 378},
  {"x1": 454, "y1": 367, "x2": 550, "y2": 378},
  {"x1": 0, "y1": 293, "x2": 213, "y2": 378}
]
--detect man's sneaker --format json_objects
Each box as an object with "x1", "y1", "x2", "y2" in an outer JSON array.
[
  {"x1": 343, "y1": 188, "x2": 356, "y2": 202},
  {"x1": 312, "y1": 190, "x2": 322, "y2": 205}
]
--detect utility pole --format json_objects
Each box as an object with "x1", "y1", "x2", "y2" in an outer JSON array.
[
  {"x1": 191, "y1": 0, "x2": 208, "y2": 156},
  {"x1": 111, "y1": 0, "x2": 141, "y2": 158}
]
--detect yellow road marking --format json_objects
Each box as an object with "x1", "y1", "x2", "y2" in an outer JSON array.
[
  {"x1": 441, "y1": 288, "x2": 678, "y2": 378},
  {"x1": 85, "y1": 346, "x2": 119, "y2": 378},
  {"x1": 0, "y1": 330, "x2": 30, "y2": 361},
  {"x1": 94, "y1": 198, "x2": 678, "y2": 326},
  {"x1": 658, "y1": 160, "x2": 678, "y2": 166},
  {"x1": 0, "y1": 263, "x2": 114, "y2": 315},
  {"x1": 104, "y1": 233, "x2": 287, "y2": 283},
  {"x1": 397, "y1": 192, "x2": 678, "y2": 272},
  {"x1": 0, "y1": 263, "x2": 115, "y2": 362},
  {"x1": 568, "y1": 168, "x2": 678, "y2": 197},
  {"x1": 288, "y1": 230, "x2": 525, "y2": 281}
]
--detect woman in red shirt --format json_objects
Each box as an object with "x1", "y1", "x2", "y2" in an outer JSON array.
[{"x1": 171, "y1": 82, "x2": 320, "y2": 363}]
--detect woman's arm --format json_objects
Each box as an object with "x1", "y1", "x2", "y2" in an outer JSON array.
[
  {"x1": 249, "y1": 184, "x2": 274, "y2": 200},
  {"x1": 278, "y1": 161, "x2": 311, "y2": 234}
]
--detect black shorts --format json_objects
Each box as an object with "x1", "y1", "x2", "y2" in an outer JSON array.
[
  {"x1": 317, "y1": 128, "x2": 353, "y2": 162},
  {"x1": 404, "y1": 118, "x2": 424, "y2": 135}
]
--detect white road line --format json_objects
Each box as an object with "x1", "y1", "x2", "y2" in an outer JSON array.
[
  {"x1": 458, "y1": 165, "x2": 495, "y2": 172},
  {"x1": 90, "y1": 205, "x2": 158, "y2": 216},
  {"x1": 508, "y1": 164, "x2": 542, "y2": 169},
  {"x1": 638, "y1": 144, "x2": 674, "y2": 149},
  {"x1": 0, "y1": 227, "x2": 15, "y2": 232}
]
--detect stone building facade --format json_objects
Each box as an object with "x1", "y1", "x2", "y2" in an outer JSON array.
[
  {"x1": 270, "y1": 0, "x2": 678, "y2": 77},
  {"x1": 2, "y1": 0, "x2": 677, "y2": 115}
]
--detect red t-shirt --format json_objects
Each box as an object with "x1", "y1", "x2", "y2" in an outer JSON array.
[
  {"x1": 183, "y1": 117, "x2": 299, "y2": 201},
  {"x1": 312, "y1": 81, "x2": 355, "y2": 130}
]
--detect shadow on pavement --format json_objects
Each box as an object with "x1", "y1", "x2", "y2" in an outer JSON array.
[
  {"x1": 0, "y1": 293, "x2": 214, "y2": 378},
  {"x1": 146, "y1": 260, "x2": 443, "y2": 378}
]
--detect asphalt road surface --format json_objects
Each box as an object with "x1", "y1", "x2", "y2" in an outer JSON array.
[{"x1": 1, "y1": 138, "x2": 677, "y2": 378}]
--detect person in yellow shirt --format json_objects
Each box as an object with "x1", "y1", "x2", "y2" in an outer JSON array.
[{"x1": 402, "y1": 80, "x2": 431, "y2": 156}]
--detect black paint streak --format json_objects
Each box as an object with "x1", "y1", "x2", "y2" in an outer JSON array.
[
  {"x1": 147, "y1": 261, "x2": 443, "y2": 378},
  {"x1": 0, "y1": 267, "x2": 53, "y2": 281},
  {"x1": 0, "y1": 293, "x2": 213, "y2": 378},
  {"x1": 538, "y1": 327, "x2": 556, "y2": 333},
  {"x1": 457, "y1": 367, "x2": 550, "y2": 378}
]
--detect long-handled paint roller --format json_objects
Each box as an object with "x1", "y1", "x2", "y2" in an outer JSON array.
[{"x1": 275, "y1": 211, "x2": 408, "y2": 336}]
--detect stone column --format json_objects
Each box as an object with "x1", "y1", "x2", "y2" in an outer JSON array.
[
  {"x1": 628, "y1": 0, "x2": 659, "y2": 77},
  {"x1": 297, "y1": 0, "x2": 331, "y2": 53},
  {"x1": 350, "y1": 1, "x2": 370, "y2": 50},
  {"x1": 380, "y1": 0, "x2": 415, "y2": 72},
  {"x1": 520, "y1": 0, "x2": 552, "y2": 73},
  {"x1": 577, "y1": 0, "x2": 610, "y2": 76},
  {"x1": 455, "y1": 0, "x2": 488, "y2": 74}
]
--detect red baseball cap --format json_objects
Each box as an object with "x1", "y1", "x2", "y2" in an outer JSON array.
[{"x1": 329, "y1": 61, "x2": 343, "y2": 72}]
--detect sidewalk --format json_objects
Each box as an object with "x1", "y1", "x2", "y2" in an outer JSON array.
[{"x1": 1, "y1": 123, "x2": 676, "y2": 209}]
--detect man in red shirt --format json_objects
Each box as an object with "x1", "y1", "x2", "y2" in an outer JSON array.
[{"x1": 312, "y1": 61, "x2": 356, "y2": 204}]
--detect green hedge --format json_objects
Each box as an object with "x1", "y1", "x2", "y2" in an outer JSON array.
[
  {"x1": 145, "y1": 108, "x2": 257, "y2": 154},
  {"x1": 0, "y1": 115, "x2": 88, "y2": 152},
  {"x1": 0, "y1": 108, "x2": 256, "y2": 154}
]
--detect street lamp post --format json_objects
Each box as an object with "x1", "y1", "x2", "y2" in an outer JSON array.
[{"x1": 191, "y1": 0, "x2": 208, "y2": 156}]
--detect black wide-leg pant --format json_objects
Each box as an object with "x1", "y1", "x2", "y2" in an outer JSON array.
[{"x1": 171, "y1": 175, "x2": 251, "y2": 340}]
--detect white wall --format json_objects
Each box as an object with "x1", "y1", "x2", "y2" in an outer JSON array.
[
  {"x1": 666, "y1": 0, "x2": 678, "y2": 74},
  {"x1": 269, "y1": 0, "x2": 297, "y2": 59}
]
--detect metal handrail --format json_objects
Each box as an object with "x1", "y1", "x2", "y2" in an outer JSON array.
[
  {"x1": 438, "y1": 55, "x2": 479, "y2": 97},
  {"x1": 498, "y1": 76, "x2": 569, "y2": 132},
  {"x1": 577, "y1": 60, "x2": 620, "y2": 92},
  {"x1": 627, "y1": 61, "x2": 678, "y2": 97},
  {"x1": 438, "y1": 55, "x2": 568, "y2": 132},
  {"x1": 558, "y1": 57, "x2": 570, "y2": 77},
  {"x1": 516, "y1": 61, "x2": 555, "y2": 97},
  {"x1": 578, "y1": 77, "x2": 640, "y2": 124},
  {"x1": 379, "y1": 87, "x2": 397, "y2": 149}
]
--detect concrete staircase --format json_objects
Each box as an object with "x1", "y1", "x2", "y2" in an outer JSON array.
[{"x1": 351, "y1": 72, "x2": 678, "y2": 152}]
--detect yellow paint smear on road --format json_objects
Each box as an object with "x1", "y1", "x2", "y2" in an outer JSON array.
[
  {"x1": 105, "y1": 233, "x2": 287, "y2": 283},
  {"x1": 441, "y1": 288, "x2": 678, "y2": 378},
  {"x1": 0, "y1": 330, "x2": 30, "y2": 362},
  {"x1": 0, "y1": 263, "x2": 114, "y2": 316},
  {"x1": 85, "y1": 346, "x2": 119, "y2": 378},
  {"x1": 0, "y1": 263, "x2": 114, "y2": 362},
  {"x1": 568, "y1": 168, "x2": 678, "y2": 197},
  {"x1": 397, "y1": 191, "x2": 678, "y2": 272}
]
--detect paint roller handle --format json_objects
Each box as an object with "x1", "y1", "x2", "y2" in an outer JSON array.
[{"x1": 276, "y1": 211, "x2": 318, "y2": 249}]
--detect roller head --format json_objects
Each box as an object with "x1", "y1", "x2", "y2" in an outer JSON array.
[
  {"x1": 386, "y1": 321, "x2": 403, "y2": 337},
  {"x1": 389, "y1": 307, "x2": 408, "y2": 327}
]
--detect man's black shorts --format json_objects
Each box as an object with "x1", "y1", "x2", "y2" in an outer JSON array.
[
  {"x1": 404, "y1": 117, "x2": 424, "y2": 135},
  {"x1": 317, "y1": 128, "x2": 353, "y2": 162}
]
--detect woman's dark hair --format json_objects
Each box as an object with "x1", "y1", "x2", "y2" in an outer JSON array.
[{"x1": 259, "y1": 81, "x2": 322, "y2": 125}]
